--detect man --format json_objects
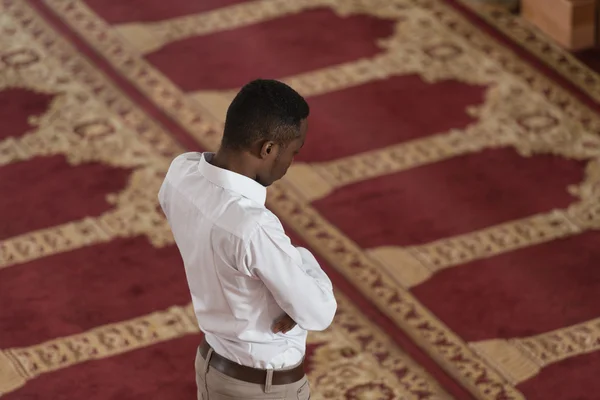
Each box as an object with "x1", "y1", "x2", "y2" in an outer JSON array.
[{"x1": 158, "y1": 79, "x2": 337, "y2": 400}]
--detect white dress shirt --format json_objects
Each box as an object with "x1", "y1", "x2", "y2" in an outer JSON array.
[{"x1": 158, "y1": 152, "x2": 337, "y2": 369}]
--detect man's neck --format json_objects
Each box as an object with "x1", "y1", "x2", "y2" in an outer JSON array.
[{"x1": 210, "y1": 149, "x2": 257, "y2": 181}]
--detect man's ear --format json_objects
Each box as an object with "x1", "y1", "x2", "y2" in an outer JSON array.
[{"x1": 260, "y1": 141, "x2": 276, "y2": 159}]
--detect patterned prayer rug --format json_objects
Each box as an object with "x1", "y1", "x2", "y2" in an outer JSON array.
[{"x1": 1, "y1": 1, "x2": 599, "y2": 399}]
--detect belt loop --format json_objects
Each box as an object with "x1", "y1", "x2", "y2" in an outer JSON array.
[
  {"x1": 264, "y1": 368, "x2": 273, "y2": 393},
  {"x1": 203, "y1": 348, "x2": 214, "y2": 378},
  {"x1": 203, "y1": 347, "x2": 214, "y2": 396}
]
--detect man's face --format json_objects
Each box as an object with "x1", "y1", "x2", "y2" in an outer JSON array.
[{"x1": 258, "y1": 119, "x2": 307, "y2": 187}]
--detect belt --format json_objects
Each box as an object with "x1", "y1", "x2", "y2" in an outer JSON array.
[{"x1": 199, "y1": 340, "x2": 305, "y2": 385}]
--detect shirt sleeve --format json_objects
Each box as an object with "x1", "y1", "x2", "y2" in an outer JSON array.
[{"x1": 243, "y1": 217, "x2": 337, "y2": 332}]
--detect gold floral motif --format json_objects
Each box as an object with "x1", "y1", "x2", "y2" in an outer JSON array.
[
  {"x1": 569, "y1": 158, "x2": 600, "y2": 206},
  {"x1": 101, "y1": 167, "x2": 175, "y2": 247},
  {"x1": 0, "y1": 304, "x2": 197, "y2": 395},
  {"x1": 565, "y1": 159, "x2": 600, "y2": 231},
  {"x1": 0, "y1": 294, "x2": 450, "y2": 399},
  {"x1": 280, "y1": 53, "x2": 406, "y2": 97},
  {"x1": 366, "y1": 246, "x2": 431, "y2": 288},
  {"x1": 368, "y1": 201, "x2": 599, "y2": 288},
  {"x1": 470, "y1": 317, "x2": 600, "y2": 385},
  {"x1": 0, "y1": 218, "x2": 112, "y2": 269},
  {"x1": 519, "y1": 317, "x2": 600, "y2": 365},
  {"x1": 384, "y1": 209, "x2": 580, "y2": 282}
]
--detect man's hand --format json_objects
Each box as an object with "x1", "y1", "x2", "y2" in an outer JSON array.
[{"x1": 272, "y1": 313, "x2": 296, "y2": 334}]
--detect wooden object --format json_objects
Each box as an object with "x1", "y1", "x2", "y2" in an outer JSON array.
[{"x1": 521, "y1": 0, "x2": 597, "y2": 51}]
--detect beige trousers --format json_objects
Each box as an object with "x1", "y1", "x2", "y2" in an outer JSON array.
[{"x1": 195, "y1": 346, "x2": 311, "y2": 400}]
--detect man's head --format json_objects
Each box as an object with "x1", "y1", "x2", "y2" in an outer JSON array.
[{"x1": 221, "y1": 79, "x2": 309, "y2": 186}]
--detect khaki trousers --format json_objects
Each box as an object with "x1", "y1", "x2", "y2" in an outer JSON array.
[{"x1": 195, "y1": 346, "x2": 311, "y2": 400}]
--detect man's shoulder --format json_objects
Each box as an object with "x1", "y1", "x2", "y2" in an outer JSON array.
[
  {"x1": 176, "y1": 151, "x2": 203, "y2": 161},
  {"x1": 169, "y1": 152, "x2": 202, "y2": 169},
  {"x1": 220, "y1": 202, "x2": 280, "y2": 240},
  {"x1": 240, "y1": 207, "x2": 289, "y2": 245},
  {"x1": 162, "y1": 152, "x2": 200, "y2": 179}
]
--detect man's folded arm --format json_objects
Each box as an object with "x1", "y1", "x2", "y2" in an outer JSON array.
[{"x1": 243, "y1": 221, "x2": 337, "y2": 331}]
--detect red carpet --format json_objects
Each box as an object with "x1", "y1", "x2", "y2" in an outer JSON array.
[{"x1": 1, "y1": 0, "x2": 599, "y2": 399}]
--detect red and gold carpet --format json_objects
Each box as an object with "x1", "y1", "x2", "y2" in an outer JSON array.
[{"x1": 1, "y1": 0, "x2": 599, "y2": 399}]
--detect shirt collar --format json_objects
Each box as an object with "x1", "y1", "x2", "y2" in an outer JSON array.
[{"x1": 198, "y1": 152, "x2": 267, "y2": 205}]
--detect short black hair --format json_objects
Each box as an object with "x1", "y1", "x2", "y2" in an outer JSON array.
[{"x1": 221, "y1": 79, "x2": 309, "y2": 150}]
